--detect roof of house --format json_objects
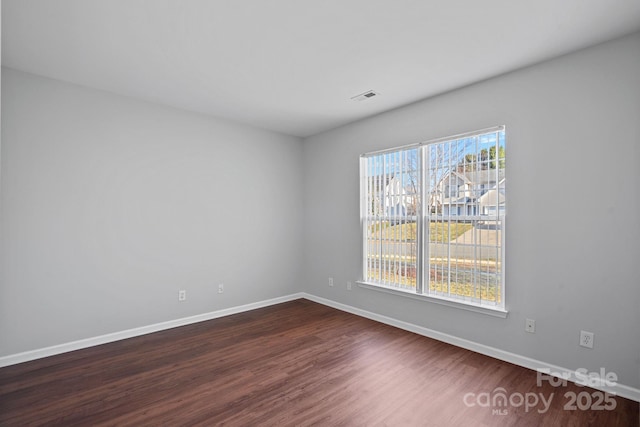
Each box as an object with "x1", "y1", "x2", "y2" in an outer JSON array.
[{"x1": 444, "y1": 169, "x2": 505, "y2": 185}]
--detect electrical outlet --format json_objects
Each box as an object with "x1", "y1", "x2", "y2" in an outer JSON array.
[
  {"x1": 178, "y1": 289, "x2": 186, "y2": 301},
  {"x1": 580, "y1": 330, "x2": 594, "y2": 348},
  {"x1": 347, "y1": 281, "x2": 352, "y2": 291},
  {"x1": 328, "y1": 277, "x2": 334, "y2": 287},
  {"x1": 218, "y1": 283, "x2": 224, "y2": 294},
  {"x1": 525, "y1": 318, "x2": 535, "y2": 333}
]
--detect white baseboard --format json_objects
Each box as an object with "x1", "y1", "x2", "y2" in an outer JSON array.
[
  {"x1": 0, "y1": 293, "x2": 304, "y2": 368},
  {"x1": 301, "y1": 293, "x2": 640, "y2": 403},
  {"x1": 2, "y1": 291, "x2": 637, "y2": 403}
]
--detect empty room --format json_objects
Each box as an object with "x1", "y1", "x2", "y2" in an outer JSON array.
[{"x1": 1, "y1": 1, "x2": 639, "y2": 425}]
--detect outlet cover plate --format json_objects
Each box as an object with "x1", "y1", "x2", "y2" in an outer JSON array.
[
  {"x1": 525, "y1": 318, "x2": 535, "y2": 333},
  {"x1": 580, "y1": 330, "x2": 594, "y2": 348}
]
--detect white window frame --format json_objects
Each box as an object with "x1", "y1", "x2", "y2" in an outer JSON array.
[{"x1": 358, "y1": 126, "x2": 507, "y2": 317}]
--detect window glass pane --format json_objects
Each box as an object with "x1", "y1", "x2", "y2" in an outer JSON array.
[
  {"x1": 425, "y1": 129, "x2": 505, "y2": 306},
  {"x1": 362, "y1": 148, "x2": 419, "y2": 290}
]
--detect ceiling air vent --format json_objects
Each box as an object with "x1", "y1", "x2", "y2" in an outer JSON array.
[{"x1": 351, "y1": 90, "x2": 379, "y2": 101}]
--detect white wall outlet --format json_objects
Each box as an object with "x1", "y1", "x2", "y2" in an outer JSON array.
[
  {"x1": 178, "y1": 289, "x2": 186, "y2": 301},
  {"x1": 218, "y1": 283, "x2": 224, "y2": 294},
  {"x1": 580, "y1": 330, "x2": 594, "y2": 348},
  {"x1": 328, "y1": 277, "x2": 334, "y2": 287},
  {"x1": 525, "y1": 318, "x2": 535, "y2": 333},
  {"x1": 347, "y1": 281, "x2": 352, "y2": 291}
]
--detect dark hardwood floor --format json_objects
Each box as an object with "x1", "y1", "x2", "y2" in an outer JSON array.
[{"x1": 0, "y1": 299, "x2": 637, "y2": 426}]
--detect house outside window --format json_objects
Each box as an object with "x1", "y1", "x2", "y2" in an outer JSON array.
[{"x1": 360, "y1": 126, "x2": 506, "y2": 313}]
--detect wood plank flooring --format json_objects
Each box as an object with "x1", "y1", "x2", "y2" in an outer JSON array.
[{"x1": 0, "y1": 299, "x2": 638, "y2": 426}]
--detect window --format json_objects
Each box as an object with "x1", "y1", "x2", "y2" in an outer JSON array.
[{"x1": 360, "y1": 126, "x2": 506, "y2": 312}]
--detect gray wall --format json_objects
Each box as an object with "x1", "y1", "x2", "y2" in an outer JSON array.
[
  {"x1": 302, "y1": 33, "x2": 640, "y2": 389},
  {"x1": 0, "y1": 68, "x2": 303, "y2": 356}
]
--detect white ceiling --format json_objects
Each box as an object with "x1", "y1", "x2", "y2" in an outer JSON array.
[{"x1": 3, "y1": 0, "x2": 640, "y2": 138}]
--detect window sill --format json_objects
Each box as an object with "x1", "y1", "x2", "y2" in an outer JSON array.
[{"x1": 356, "y1": 281, "x2": 508, "y2": 318}]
